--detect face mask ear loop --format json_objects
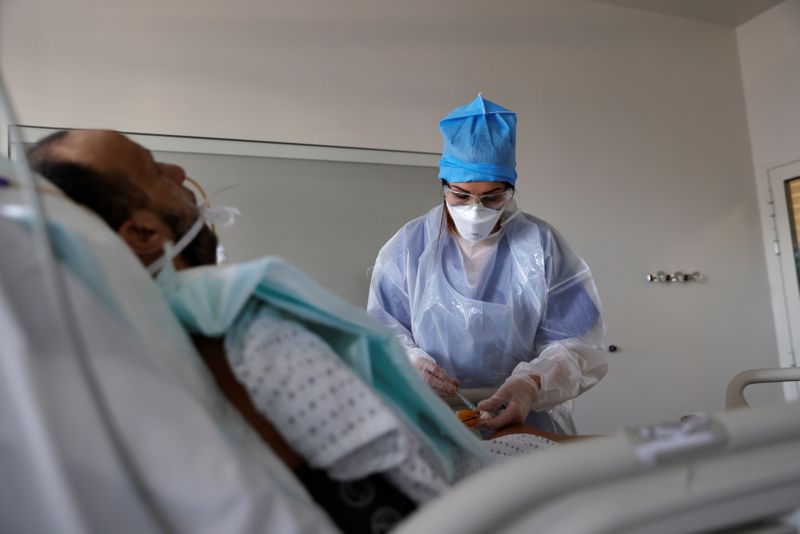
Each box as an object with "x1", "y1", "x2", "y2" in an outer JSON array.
[
  {"x1": 202, "y1": 205, "x2": 241, "y2": 265},
  {"x1": 146, "y1": 176, "x2": 241, "y2": 272},
  {"x1": 145, "y1": 214, "x2": 205, "y2": 275},
  {"x1": 159, "y1": 241, "x2": 176, "y2": 274},
  {"x1": 146, "y1": 241, "x2": 173, "y2": 276},
  {"x1": 201, "y1": 184, "x2": 241, "y2": 234},
  {"x1": 183, "y1": 176, "x2": 214, "y2": 232}
]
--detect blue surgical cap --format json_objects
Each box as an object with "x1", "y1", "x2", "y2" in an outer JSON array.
[{"x1": 438, "y1": 94, "x2": 517, "y2": 186}]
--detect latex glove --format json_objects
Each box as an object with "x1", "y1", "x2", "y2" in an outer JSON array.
[
  {"x1": 476, "y1": 373, "x2": 541, "y2": 430},
  {"x1": 413, "y1": 357, "x2": 459, "y2": 398}
]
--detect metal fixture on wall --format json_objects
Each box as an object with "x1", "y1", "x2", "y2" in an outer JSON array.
[{"x1": 646, "y1": 271, "x2": 703, "y2": 283}]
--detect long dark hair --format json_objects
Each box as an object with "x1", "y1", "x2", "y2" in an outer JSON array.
[{"x1": 436, "y1": 180, "x2": 455, "y2": 253}]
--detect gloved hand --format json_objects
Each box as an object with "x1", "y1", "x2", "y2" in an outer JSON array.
[
  {"x1": 413, "y1": 357, "x2": 459, "y2": 398},
  {"x1": 476, "y1": 373, "x2": 541, "y2": 430}
]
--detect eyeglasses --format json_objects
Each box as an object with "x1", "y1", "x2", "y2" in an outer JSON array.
[{"x1": 443, "y1": 184, "x2": 514, "y2": 210}]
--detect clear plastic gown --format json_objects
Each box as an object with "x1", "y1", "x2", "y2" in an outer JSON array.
[{"x1": 368, "y1": 202, "x2": 608, "y2": 426}]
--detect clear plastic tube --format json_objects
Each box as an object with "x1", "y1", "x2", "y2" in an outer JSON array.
[{"x1": 0, "y1": 71, "x2": 173, "y2": 533}]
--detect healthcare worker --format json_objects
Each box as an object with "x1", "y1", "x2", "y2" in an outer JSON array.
[{"x1": 367, "y1": 95, "x2": 608, "y2": 433}]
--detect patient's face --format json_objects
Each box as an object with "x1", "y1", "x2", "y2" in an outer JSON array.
[
  {"x1": 50, "y1": 130, "x2": 218, "y2": 266},
  {"x1": 50, "y1": 130, "x2": 197, "y2": 219}
]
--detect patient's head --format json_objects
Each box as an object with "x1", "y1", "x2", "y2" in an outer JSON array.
[{"x1": 29, "y1": 129, "x2": 218, "y2": 270}]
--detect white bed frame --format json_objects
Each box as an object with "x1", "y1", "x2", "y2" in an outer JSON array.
[{"x1": 399, "y1": 375, "x2": 800, "y2": 533}]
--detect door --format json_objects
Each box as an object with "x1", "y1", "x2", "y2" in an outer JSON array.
[{"x1": 768, "y1": 159, "x2": 800, "y2": 400}]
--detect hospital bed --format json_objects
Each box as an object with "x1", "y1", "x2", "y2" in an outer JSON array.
[
  {"x1": 397, "y1": 399, "x2": 800, "y2": 533},
  {"x1": 1, "y1": 122, "x2": 798, "y2": 533},
  {"x1": 727, "y1": 367, "x2": 800, "y2": 410},
  {"x1": 0, "y1": 155, "x2": 338, "y2": 532},
  {"x1": 427, "y1": 378, "x2": 800, "y2": 533}
]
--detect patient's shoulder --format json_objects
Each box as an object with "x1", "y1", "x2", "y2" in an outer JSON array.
[{"x1": 226, "y1": 304, "x2": 338, "y2": 367}]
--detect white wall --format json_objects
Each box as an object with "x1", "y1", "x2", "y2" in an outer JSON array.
[
  {"x1": 738, "y1": 0, "x2": 800, "y2": 169},
  {"x1": 1, "y1": 0, "x2": 783, "y2": 432},
  {"x1": 737, "y1": 0, "x2": 800, "y2": 389}
]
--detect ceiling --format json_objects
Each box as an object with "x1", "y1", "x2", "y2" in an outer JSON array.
[{"x1": 586, "y1": 0, "x2": 786, "y2": 26}]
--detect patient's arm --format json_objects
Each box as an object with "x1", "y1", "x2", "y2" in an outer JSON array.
[
  {"x1": 458, "y1": 408, "x2": 591, "y2": 443},
  {"x1": 192, "y1": 332, "x2": 420, "y2": 534},
  {"x1": 191, "y1": 335, "x2": 305, "y2": 469},
  {"x1": 491, "y1": 424, "x2": 595, "y2": 443}
]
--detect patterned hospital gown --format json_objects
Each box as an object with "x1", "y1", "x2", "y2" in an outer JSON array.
[
  {"x1": 224, "y1": 303, "x2": 450, "y2": 503},
  {"x1": 224, "y1": 303, "x2": 558, "y2": 504}
]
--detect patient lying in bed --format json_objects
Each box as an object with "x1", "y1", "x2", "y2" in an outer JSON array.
[
  {"x1": 160, "y1": 256, "x2": 561, "y2": 530},
  {"x1": 26, "y1": 129, "x2": 562, "y2": 532},
  {"x1": 194, "y1": 297, "x2": 559, "y2": 523}
]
